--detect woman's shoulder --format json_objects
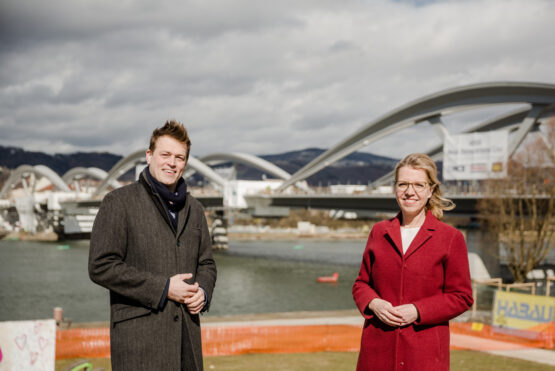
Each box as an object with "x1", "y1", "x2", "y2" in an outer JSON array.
[
  {"x1": 371, "y1": 216, "x2": 397, "y2": 232},
  {"x1": 427, "y1": 213, "x2": 463, "y2": 236}
]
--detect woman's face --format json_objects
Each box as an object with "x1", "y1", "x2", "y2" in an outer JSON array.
[{"x1": 395, "y1": 166, "x2": 432, "y2": 219}]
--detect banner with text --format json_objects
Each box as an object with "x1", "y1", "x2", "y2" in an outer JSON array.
[
  {"x1": 443, "y1": 131, "x2": 508, "y2": 180},
  {"x1": 493, "y1": 290, "x2": 555, "y2": 329}
]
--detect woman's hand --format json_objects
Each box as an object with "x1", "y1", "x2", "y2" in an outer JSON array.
[
  {"x1": 394, "y1": 304, "x2": 419, "y2": 326},
  {"x1": 369, "y1": 298, "x2": 405, "y2": 327}
]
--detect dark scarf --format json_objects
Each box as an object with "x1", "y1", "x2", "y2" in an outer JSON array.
[{"x1": 145, "y1": 167, "x2": 187, "y2": 228}]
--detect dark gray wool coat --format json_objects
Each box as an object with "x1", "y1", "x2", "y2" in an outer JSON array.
[{"x1": 89, "y1": 171, "x2": 217, "y2": 371}]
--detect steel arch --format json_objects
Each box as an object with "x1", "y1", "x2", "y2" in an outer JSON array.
[
  {"x1": 370, "y1": 106, "x2": 543, "y2": 187},
  {"x1": 198, "y1": 152, "x2": 291, "y2": 180},
  {"x1": 62, "y1": 167, "x2": 121, "y2": 189},
  {"x1": 0, "y1": 164, "x2": 70, "y2": 198},
  {"x1": 277, "y1": 81, "x2": 555, "y2": 191}
]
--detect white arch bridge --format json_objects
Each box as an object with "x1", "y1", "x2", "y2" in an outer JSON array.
[{"x1": 0, "y1": 81, "x2": 553, "y2": 236}]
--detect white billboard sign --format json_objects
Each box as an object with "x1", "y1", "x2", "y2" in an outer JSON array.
[
  {"x1": 443, "y1": 131, "x2": 508, "y2": 180},
  {"x1": 223, "y1": 179, "x2": 282, "y2": 208}
]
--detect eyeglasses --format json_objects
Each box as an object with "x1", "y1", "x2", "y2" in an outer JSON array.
[{"x1": 394, "y1": 181, "x2": 430, "y2": 193}]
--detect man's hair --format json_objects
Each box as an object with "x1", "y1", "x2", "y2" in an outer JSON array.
[{"x1": 149, "y1": 120, "x2": 191, "y2": 160}]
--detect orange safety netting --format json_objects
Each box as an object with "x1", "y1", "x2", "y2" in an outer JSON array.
[
  {"x1": 450, "y1": 322, "x2": 555, "y2": 350},
  {"x1": 55, "y1": 324, "x2": 362, "y2": 359},
  {"x1": 56, "y1": 321, "x2": 555, "y2": 360},
  {"x1": 56, "y1": 327, "x2": 111, "y2": 359},
  {"x1": 202, "y1": 325, "x2": 362, "y2": 356}
]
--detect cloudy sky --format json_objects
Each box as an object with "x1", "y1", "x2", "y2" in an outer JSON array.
[{"x1": 1, "y1": 0, "x2": 554, "y2": 160}]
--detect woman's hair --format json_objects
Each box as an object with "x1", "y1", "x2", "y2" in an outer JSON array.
[
  {"x1": 394, "y1": 153, "x2": 455, "y2": 219},
  {"x1": 149, "y1": 120, "x2": 191, "y2": 160}
]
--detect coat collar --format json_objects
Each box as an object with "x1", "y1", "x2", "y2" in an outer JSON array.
[
  {"x1": 139, "y1": 170, "x2": 191, "y2": 237},
  {"x1": 384, "y1": 210, "x2": 439, "y2": 259}
]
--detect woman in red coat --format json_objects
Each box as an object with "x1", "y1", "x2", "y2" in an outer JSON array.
[{"x1": 352, "y1": 153, "x2": 473, "y2": 371}]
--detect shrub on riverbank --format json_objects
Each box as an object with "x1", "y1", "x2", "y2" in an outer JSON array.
[{"x1": 230, "y1": 209, "x2": 376, "y2": 230}]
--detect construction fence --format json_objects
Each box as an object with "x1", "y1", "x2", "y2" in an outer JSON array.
[
  {"x1": 55, "y1": 319, "x2": 555, "y2": 360},
  {"x1": 55, "y1": 280, "x2": 555, "y2": 360}
]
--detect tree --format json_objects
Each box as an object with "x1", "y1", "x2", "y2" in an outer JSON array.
[{"x1": 478, "y1": 117, "x2": 555, "y2": 283}]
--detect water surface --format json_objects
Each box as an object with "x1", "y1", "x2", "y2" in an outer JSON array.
[{"x1": 0, "y1": 239, "x2": 364, "y2": 322}]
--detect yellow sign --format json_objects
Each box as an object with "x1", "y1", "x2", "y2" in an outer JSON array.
[
  {"x1": 471, "y1": 322, "x2": 484, "y2": 331},
  {"x1": 493, "y1": 290, "x2": 555, "y2": 329}
]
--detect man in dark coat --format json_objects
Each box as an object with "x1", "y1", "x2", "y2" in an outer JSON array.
[{"x1": 89, "y1": 120, "x2": 217, "y2": 371}]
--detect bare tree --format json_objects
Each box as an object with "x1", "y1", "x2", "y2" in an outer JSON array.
[{"x1": 478, "y1": 117, "x2": 555, "y2": 282}]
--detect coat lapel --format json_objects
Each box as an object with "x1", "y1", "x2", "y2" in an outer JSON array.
[
  {"x1": 176, "y1": 194, "x2": 191, "y2": 239},
  {"x1": 384, "y1": 214, "x2": 403, "y2": 257}
]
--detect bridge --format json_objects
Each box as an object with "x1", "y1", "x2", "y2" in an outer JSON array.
[{"x1": 0, "y1": 81, "x2": 554, "y2": 235}]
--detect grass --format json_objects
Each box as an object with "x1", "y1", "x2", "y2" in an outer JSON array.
[
  {"x1": 56, "y1": 350, "x2": 555, "y2": 371},
  {"x1": 451, "y1": 351, "x2": 554, "y2": 371}
]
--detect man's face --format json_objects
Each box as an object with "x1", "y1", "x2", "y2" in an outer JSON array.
[{"x1": 146, "y1": 135, "x2": 188, "y2": 191}]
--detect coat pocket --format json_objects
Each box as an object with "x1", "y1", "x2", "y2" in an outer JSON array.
[
  {"x1": 184, "y1": 227, "x2": 202, "y2": 253},
  {"x1": 112, "y1": 305, "x2": 151, "y2": 325},
  {"x1": 189, "y1": 226, "x2": 202, "y2": 240}
]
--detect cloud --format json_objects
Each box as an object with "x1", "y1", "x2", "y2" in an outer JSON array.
[{"x1": 0, "y1": 0, "x2": 553, "y2": 159}]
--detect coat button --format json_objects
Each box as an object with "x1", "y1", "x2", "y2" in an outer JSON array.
[
  {"x1": 174, "y1": 315, "x2": 179, "y2": 322},
  {"x1": 400, "y1": 361, "x2": 404, "y2": 366},
  {"x1": 177, "y1": 240, "x2": 181, "y2": 247}
]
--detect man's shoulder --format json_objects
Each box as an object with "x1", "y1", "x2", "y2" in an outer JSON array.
[
  {"x1": 186, "y1": 193, "x2": 205, "y2": 211},
  {"x1": 103, "y1": 181, "x2": 144, "y2": 202}
]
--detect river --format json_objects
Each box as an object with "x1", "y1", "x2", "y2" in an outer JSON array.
[
  {"x1": 2, "y1": 230, "x2": 551, "y2": 323},
  {"x1": 0, "y1": 239, "x2": 365, "y2": 323}
]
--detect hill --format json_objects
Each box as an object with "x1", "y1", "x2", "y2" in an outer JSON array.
[
  {"x1": 0, "y1": 145, "x2": 399, "y2": 186},
  {"x1": 0, "y1": 146, "x2": 122, "y2": 175}
]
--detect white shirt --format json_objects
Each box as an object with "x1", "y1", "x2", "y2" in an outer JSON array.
[{"x1": 401, "y1": 226, "x2": 420, "y2": 254}]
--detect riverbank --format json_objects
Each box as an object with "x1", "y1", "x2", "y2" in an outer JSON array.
[
  {"x1": 226, "y1": 218, "x2": 370, "y2": 241},
  {"x1": 0, "y1": 228, "x2": 369, "y2": 242},
  {"x1": 70, "y1": 309, "x2": 362, "y2": 329},
  {"x1": 1, "y1": 230, "x2": 58, "y2": 241},
  {"x1": 228, "y1": 231, "x2": 368, "y2": 241}
]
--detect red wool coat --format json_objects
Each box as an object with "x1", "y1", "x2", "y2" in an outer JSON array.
[{"x1": 352, "y1": 212, "x2": 473, "y2": 371}]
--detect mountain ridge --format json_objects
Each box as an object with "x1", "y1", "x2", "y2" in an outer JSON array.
[{"x1": 0, "y1": 145, "x2": 399, "y2": 186}]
